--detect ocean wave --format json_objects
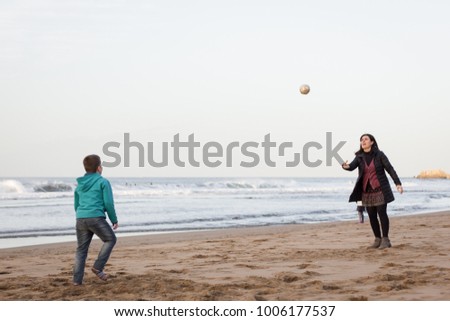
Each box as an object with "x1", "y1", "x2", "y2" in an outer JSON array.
[
  {"x1": 390, "y1": 204, "x2": 427, "y2": 212},
  {"x1": 199, "y1": 180, "x2": 296, "y2": 189},
  {"x1": 112, "y1": 180, "x2": 352, "y2": 197},
  {"x1": 33, "y1": 183, "x2": 73, "y2": 192},
  {"x1": 112, "y1": 178, "x2": 313, "y2": 191},
  {"x1": 0, "y1": 180, "x2": 26, "y2": 193},
  {"x1": 0, "y1": 179, "x2": 75, "y2": 197},
  {"x1": 428, "y1": 193, "x2": 450, "y2": 199}
]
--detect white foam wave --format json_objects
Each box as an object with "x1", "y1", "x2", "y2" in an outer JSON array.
[
  {"x1": 33, "y1": 182, "x2": 73, "y2": 192},
  {"x1": 0, "y1": 180, "x2": 26, "y2": 193},
  {"x1": 110, "y1": 178, "x2": 347, "y2": 194}
]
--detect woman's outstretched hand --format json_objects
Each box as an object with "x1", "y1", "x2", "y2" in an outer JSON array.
[
  {"x1": 342, "y1": 160, "x2": 350, "y2": 169},
  {"x1": 396, "y1": 185, "x2": 404, "y2": 194}
]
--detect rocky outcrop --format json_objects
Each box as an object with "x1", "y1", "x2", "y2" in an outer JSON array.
[{"x1": 416, "y1": 169, "x2": 450, "y2": 179}]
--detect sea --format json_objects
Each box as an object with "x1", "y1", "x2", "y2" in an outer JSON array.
[{"x1": 1, "y1": 177, "x2": 449, "y2": 249}]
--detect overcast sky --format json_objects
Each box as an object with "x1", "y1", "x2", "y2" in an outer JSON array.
[{"x1": 1, "y1": 0, "x2": 449, "y2": 177}]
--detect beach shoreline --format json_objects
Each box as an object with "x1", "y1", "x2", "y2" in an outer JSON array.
[
  {"x1": 0, "y1": 208, "x2": 443, "y2": 250},
  {"x1": 1, "y1": 210, "x2": 449, "y2": 300}
]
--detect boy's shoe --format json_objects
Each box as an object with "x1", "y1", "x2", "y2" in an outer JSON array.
[
  {"x1": 367, "y1": 237, "x2": 381, "y2": 249},
  {"x1": 358, "y1": 211, "x2": 364, "y2": 223},
  {"x1": 378, "y1": 237, "x2": 392, "y2": 249},
  {"x1": 91, "y1": 267, "x2": 108, "y2": 281}
]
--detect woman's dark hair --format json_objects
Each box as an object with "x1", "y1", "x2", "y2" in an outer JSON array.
[
  {"x1": 83, "y1": 154, "x2": 101, "y2": 173},
  {"x1": 355, "y1": 133, "x2": 378, "y2": 155}
]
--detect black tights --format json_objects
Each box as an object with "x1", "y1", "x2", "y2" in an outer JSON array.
[{"x1": 366, "y1": 204, "x2": 389, "y2": 238}]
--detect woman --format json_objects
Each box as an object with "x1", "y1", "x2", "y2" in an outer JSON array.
[{"x1": 342, "y1": 134, "x2": 403, "y2": 249}]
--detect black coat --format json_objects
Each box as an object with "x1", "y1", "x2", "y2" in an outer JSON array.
[{"x1": 344, "y1": 148, "x2": 402, "y2": 204}]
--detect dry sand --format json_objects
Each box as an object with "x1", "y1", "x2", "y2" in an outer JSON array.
[{"x1": 1, "y1": 211, "x2": 449, "y2": 301}]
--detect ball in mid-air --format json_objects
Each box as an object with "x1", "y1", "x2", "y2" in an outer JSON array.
[{"x1": 299, "y1": 84, "x2": 310, "y2": 95}]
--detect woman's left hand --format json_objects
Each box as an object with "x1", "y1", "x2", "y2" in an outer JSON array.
[{"x1": 396, "y1": 185, "x2": 404, "y2": 194}]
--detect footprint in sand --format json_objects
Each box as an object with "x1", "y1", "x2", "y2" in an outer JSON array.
[
  {"x1": 303, "y1": 270, "x2": 321, "y2": 277},
  {"x1": 378, "y1": 274, "x2": 406, "y2": 281},
  {"x1": 167, "y1": 269, "x2": 186, "y2": 274},
  {"x1": 235, "y1": 263, "x2": 260, "y2": 270},
  {"x1": 322, "y1": 284, "x2": 341, "y2": 290},
  {"x1": 115, "y1": 271, "x2": 127, "y2": 275}
]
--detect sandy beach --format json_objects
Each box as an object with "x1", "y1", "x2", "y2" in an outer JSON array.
[{"x1": 1, "y1": 211, "x2": 449, "y2": 301}]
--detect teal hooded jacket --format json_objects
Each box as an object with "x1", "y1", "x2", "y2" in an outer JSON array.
[{"x1": 74, "y1": 173, "x2": 118, "y2": 224}]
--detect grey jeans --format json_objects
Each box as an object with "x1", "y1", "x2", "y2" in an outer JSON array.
[{"x1": 73, "y1": 217, "x2": 117, "y2": 284}]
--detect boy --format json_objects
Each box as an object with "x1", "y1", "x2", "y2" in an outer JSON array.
[{"x1": 73, "y1": 154, "x2": 119, "y2": 285}]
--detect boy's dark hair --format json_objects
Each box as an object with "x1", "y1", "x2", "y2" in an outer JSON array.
[{"x1": 83, "y1": 154, "x2": 101, "y2": 173}]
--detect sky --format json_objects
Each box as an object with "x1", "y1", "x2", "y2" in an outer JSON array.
[{"x1": 1, "y1": 0, "x2": 449, "y2": 177}]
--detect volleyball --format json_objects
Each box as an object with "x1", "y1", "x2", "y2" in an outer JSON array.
[{"x1": 299, "y1": 84, "x2": 310, "y2": 95}]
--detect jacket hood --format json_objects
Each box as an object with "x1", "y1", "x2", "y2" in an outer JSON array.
[{"x1": 76, "y1": 173, "x2": 102, "y2": 192}]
